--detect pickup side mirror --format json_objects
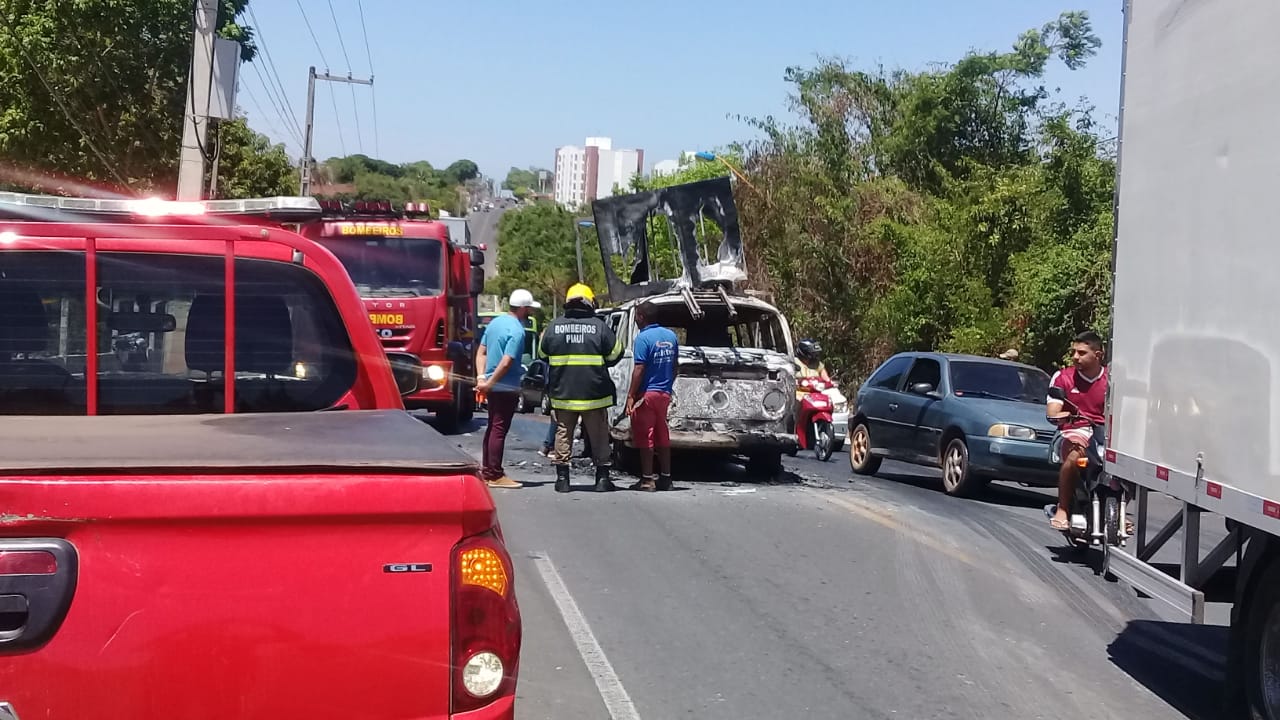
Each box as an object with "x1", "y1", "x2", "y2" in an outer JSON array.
[
  {"x1": 1047, "y1": 386, "x2": 1066, "y2": 402},
  {"x1": 468, "y1": 248, "x2": 485, "y2": 267},
  {"x1": 386, "y1": 351, "x2": 422, "y2": 396},
  {"x1": 910, "y1": 382, "x2": 937, "y2": 396}
]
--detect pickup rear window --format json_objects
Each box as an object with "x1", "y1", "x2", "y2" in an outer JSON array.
[{"x1": 0, "y1": 251, "x2": 357, "y2": 414}]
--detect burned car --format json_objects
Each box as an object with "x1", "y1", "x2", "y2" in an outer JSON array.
[{"x1": 586, "y1": 176, "x2": 800, "y2": 469}]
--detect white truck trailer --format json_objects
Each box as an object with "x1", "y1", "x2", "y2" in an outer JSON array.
[{"x1": 1105, "y1": 0, "x2": 1280, "y2": 715}]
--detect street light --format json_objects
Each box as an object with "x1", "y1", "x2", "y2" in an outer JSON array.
[
  {"x1": 574, "y1": 218, "x2": 595, "y2": 284},
  {"x1": 693, "y1": 151, "x2": 760, "y2": 195}
]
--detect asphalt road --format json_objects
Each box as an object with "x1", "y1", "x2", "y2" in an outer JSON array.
[
  {"x1": 431, "y1": 412, "x2": 1230, "y2": 719},
  {"x1": 466, "y1": 206, "x2": 505, "y2": 279}
]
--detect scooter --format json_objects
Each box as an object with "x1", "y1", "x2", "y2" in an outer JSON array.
[
  {"x1": 795, "y1": 377, "x2": 842, "y2": 462},
  {"x1": 1044, "y1": 386, "x2": 1130, "y2": 551}
]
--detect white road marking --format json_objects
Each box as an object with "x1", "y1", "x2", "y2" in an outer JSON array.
[{"x1": 531, "y1": 552, "x2": 642, "y2": 720}]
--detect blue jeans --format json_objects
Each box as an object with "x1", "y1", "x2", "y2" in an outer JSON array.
[{"x1": 543, "y1": 418, "x2": 556, "y2": 449}]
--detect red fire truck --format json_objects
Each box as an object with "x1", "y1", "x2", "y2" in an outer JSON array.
[{"x1": 298, "y1": 200, "x2": 485, "y2": 432}]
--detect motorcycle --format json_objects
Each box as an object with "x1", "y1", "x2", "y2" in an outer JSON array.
[
  {"x1": 795, "y1": 377, "x2": 847, "y2": 462},
  {"x1": 1044, "y1": 386, "x2": 1129, "y2": 551}
]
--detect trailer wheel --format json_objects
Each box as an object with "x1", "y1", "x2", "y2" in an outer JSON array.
[{"x1": 1244, "y1": 560, "x2": 1280, "y2": 719}]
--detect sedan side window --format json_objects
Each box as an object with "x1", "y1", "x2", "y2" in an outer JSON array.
[
  {"x1": 904, "y1": 358, "x2": 942, "y2": 390},
  {"x1": 867, "y1": 355, "x2": 913, "y2": 391}
]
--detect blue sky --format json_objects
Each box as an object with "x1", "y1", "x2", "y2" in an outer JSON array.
[{"x1": 243, "y1": 1, "x2": 1124, "y2": 179}]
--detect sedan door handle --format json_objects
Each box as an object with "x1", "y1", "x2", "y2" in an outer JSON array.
[{"x1": 888, "y1": 403, "x2": 899, "y2": 411}]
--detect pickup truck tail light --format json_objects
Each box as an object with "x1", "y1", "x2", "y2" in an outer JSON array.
[{"x1": 450, "y1": 529, "x2": 521, "y2": 714}]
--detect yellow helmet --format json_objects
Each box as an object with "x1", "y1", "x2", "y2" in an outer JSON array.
[{"x1": 566, "y1": 283, "x2": 595, "y2": 304}]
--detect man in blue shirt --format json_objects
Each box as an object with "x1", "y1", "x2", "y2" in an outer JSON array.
[
  {"x1": 624, "y1": 300, "x2": 679, "y2": 491},
  {"x1": 475, "y1": 288, "x2": 540, "y2": 488}
]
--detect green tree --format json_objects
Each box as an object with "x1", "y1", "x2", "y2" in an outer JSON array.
[
  {"x1": 733, "y1": 10, "x2": 1108, "y2": 380},
  {"x1": 208, "y1": 118, "x2": 296, "y2": 199},
  {"x1": 487, "y1": 204, "x2": 607, "y2": 313},
  {"x1": 502, "y1": 166, "x2": 549, "y2": 196},
  {"x1": 444, "y1": 159, "x2": 480, "y2": 184},
  {"x1": 0, "y1": 0, "x2": 257, "y2": 192}
]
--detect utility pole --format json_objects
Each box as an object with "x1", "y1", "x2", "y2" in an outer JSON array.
[
  {"x1": 300, "y1": 66, "x2": 373, "y2": 196},
  {"x1": 176, "y1": 0, "x2": 219, "y2": 201}
]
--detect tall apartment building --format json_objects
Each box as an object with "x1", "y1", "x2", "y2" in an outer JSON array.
[{"x1": 553, "y1": 136, "x2": 644, "y2": 208}]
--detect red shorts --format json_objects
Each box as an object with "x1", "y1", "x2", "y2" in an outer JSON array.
[{"x1": 631, "y1": 391, "x2": 671, "y2": 449}]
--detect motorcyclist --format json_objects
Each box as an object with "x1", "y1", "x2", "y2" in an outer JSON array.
[
  {"x1": 795, "y1": 339, "x2": 831, "y2": 400},
  {"x1": 1046, "y1": 331, "x2": 1108, "y2": 530}
]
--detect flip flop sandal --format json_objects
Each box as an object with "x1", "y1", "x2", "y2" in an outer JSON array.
[{"x1": 1050, "y1": 516, "x2": 1071, "y2": 531}]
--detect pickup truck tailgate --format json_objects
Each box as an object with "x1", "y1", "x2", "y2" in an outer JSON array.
[{"x1": 0, "y1": 411, "x2": 508, "y2": 719}]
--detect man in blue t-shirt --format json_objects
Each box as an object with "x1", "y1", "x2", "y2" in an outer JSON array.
[
  {"x1": 475, "y1": 289, "x2": 541, "y2": 488},
  {"x1": 624, "y1": 300, "x2": 679, "y2": 491}
]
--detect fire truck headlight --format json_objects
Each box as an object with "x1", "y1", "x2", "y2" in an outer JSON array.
[{"x1": 423, "y1": 364, "x2": 447, "y2": 382}]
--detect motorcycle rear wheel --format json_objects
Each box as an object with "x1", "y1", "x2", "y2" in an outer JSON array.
[{"x1": 1104, "y1": 494, "x2": 1121, "y2": 545}]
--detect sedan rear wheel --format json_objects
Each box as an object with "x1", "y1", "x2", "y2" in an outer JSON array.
[{"x1": 849, "y1": 423, "x2": 882, "y2": 475}]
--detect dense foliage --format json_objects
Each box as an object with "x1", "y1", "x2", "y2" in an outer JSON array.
[
  {"x1": 730, "y1": 10, "x2": 1114, "y2": 378},
  {"x1": 0, "y1": 0, "x2": 260, "y2": 193},
  {"x1": 495, "y1": 10, "x2": 1114, "y2": 379},
  {"x1": 501, "y1": 166, "x2": 551, "y2": 198},
  {"x1": 484, "y1": 203, "x2": 608, "y2": 316},
  {"x1": 311, "y1": 154, "x2": 483, "y2": 216}
]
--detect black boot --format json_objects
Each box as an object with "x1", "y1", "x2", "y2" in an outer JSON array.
[
  {"x1": 555, "y1": 464, "x2": 571, "y2": 493},
  {"x1": 594, "y1": 465, "x2": 616, "y2": 492},
  {"x1": 656, "y1": 473, "x2": 673, "y2": 491}
]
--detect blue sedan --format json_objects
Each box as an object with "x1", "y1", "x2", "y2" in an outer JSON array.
[{"x1": 848, "y1": 352, "x2": 1059, "y2": 496}]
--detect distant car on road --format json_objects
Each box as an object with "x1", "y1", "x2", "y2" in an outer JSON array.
[
  {"x1": 848, "y1": 352, "x2": 1058, "y2": 496},
  {"x1": 518, "y1": 358, "x2": 551, "y2": 415}
]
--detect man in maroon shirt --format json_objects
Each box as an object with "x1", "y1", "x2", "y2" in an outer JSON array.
[{"x1": 1046, "y1": 331, "x2": 1108, "y2": 530}]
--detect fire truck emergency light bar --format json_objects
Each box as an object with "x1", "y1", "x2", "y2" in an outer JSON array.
[
  {"x1": 0, "y1": 191, "x2": 323, "y2": 223},
  {"x1": 317, "y1": 199, "x2": 433, "y2": 217}
]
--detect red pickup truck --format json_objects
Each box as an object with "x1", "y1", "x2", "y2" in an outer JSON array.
[{"x1": 0, "y1": 194, "x2": 521, "y2": 719}]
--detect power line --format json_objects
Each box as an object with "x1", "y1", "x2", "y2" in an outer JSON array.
[
  {"x1": 326, "y1": 0, "x2": 355, "y2": 71},
  {"x1": 356, "y1": 0, "x2": 378, "y2": 158},
  {"x1": 327, "y1": 83, "x2": 347, "y2": 157},
  {"x1": 241, "y1": 82, "x2": 295, "y2": 154},
  {"x1": 294, "y1": 0, "x2": 330, "y2": 70},
  {"x1": 248, "y1": 60, "x2": 303, "y2": 147},
  {"x1": 325, "y1": 0, "x2": 362, "y2": 154},
  {"x1": 246, "y1": 5, "x2": 305, "y2": 142}
]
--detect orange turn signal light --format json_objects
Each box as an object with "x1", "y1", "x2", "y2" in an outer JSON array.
[{"x1": 459, "y1": 547, "x2": 508, "y2": 596}]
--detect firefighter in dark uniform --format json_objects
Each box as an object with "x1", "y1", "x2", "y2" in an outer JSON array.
[{"x1": 540, "y1": 283, "x2": 624, "y2": 493}]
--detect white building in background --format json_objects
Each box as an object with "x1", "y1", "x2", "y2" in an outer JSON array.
[
  {"x1": 553, "y1": 136, "x2": 644, "y2": 208},
  {"x1": 651, "y1": 151, "x2": 697, "y2": 177}
]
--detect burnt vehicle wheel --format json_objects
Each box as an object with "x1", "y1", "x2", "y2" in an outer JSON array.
[
  {"x1": 940, "y1": 437, "x2": 985, "y2": 497},
  {"x1": 540, "y1": 392, "x2": 551, "y2": 416},
  {"x1": 849, "y1": 423, "x2": 882, "y2": 475},
  {"x1": 516, "y1": 393, "x2": 528, "y2": 414}
]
